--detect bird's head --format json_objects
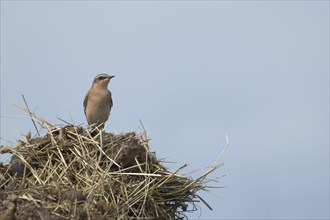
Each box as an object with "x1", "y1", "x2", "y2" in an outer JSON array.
[{"x1": 92, "y1": 73, "x2": 115, "y2": 88}]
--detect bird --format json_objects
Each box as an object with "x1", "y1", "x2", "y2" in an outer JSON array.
[{"x1": 83, "y1": 73, "x2": 115, "y2": 129}]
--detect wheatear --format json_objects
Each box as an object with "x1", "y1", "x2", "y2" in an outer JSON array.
[{"x1": 83, "y1": 73, "x2": 115, "y2": 129}]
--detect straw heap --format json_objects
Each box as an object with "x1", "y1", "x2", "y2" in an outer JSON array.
[{"x1": 0, "y1": 124, "x2": 224, "y2": 220}]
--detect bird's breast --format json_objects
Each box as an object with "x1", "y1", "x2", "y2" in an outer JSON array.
[{"x1": 85, "y1": 89, "x2": 112, "y2": 125}]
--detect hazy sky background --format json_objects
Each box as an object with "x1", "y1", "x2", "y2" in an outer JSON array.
[{"x1": 1, "y1": 1, "x2": 329, "y2": 219}]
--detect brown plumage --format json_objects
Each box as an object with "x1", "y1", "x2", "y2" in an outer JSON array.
[{"x1": 83, "y1": 73, "x2": 115, "y2": 129}]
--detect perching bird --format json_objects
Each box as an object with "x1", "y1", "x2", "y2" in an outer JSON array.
[{"x1": 83, "y1": 73, "x2": 115, "y2": 129}]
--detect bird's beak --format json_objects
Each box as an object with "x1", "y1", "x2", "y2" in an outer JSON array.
[{"x1": 109, "y1": 75, "x2": 115, "y2": 79}]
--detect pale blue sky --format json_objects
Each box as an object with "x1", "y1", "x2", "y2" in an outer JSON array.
[{"x1": 1, "y1": 1, "x2": 329, "y2": 219}]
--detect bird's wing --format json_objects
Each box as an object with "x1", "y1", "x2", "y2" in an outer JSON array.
[{"x1": 83, "y1": 93, "x2": 88, "y2": 115}]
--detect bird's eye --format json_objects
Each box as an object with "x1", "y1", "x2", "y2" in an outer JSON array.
[{"x1": 98, "y1": 76, "x2": 105, "y2": 80}]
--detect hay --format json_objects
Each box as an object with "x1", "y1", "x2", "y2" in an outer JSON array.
[{"x1": 0, "y1": 118, "x2": 226, "y2": 219}]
